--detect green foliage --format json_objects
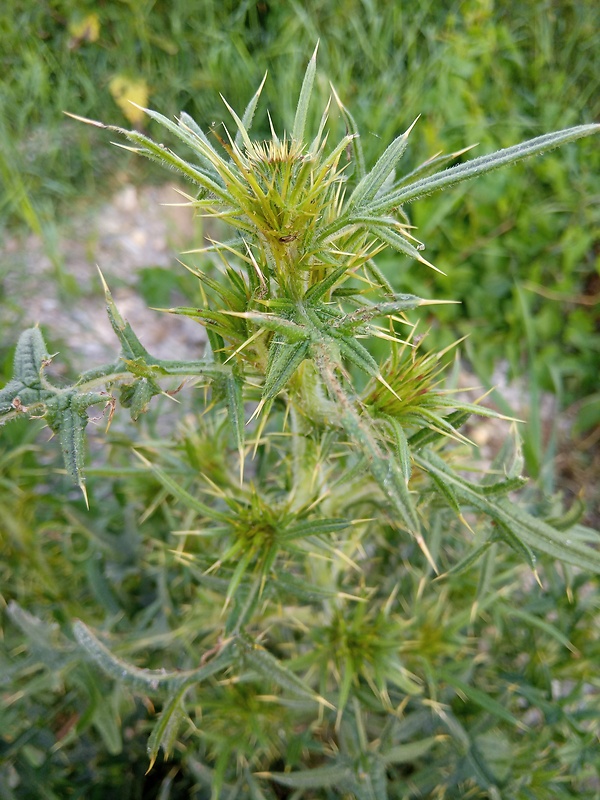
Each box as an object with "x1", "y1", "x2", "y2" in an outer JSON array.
[{"x1": 2, "y1": 48, "x2": 600, "y2": 799}]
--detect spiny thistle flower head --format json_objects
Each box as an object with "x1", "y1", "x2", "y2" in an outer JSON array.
[
  {"x1": 215, "y1": 121, "x2": 351, "y2": 258},
  {"x1": 239, "y1": 133, "x2": 307, "y2": 180}
]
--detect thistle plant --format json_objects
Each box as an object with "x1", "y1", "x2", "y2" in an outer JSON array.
[{"x1": 2, "y1": 50, "x2": 600, "y2": 797}]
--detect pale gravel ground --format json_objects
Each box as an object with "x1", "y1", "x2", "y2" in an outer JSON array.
[{"x1": 2, "y1": 183, "x2": 206, "y2": 370}]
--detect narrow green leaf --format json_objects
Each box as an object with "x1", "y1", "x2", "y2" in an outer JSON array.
[
  {"x1": 386, "y1": 662, "x2": 423, "y2": 695},
  {"x1": 220, "y1": 93, "x2": 254, "y2": 155},
  {"x1": 416, "y1": 451, "x2": 600, "y2": 573},
  {"x1": 347, "y1": 118, "x2": 417, "y2": 210},
  {"x1": 308, "y1": 94, "x2": 332, "y2": 156},
  {"x1": 546, "y1": 497, "x2": 586, "y2": 531},
  {"x1": 84, "y1": 557, "x2": 121, "y2": 616},
  {"x1": 263, "y1": 340, "x2": 310, "y2": 400},
  {"x1": 430, "y1": 471, "x2": 461, "y2": 514},
  {"x1": 408, "y1": 407, "x2": 472, "y2": 444},
  {"x1": 193, "y1": 268, "x2": 249, "y2": 310},
  {"x1": 89, "y1": 687, "x2": 123, "y2": 755},
  {"x1": 341, "y1": 293, "x2": 424, "y2": 325},
  {"x1": 47, "y1": 391, "x2": 110, "y2": 497},
  {"x1": 273, "y1": 571, "x2": 343, "y2": 601},
  {"x1": 500, "y1": 604, "x2": 579, "y2": 654},
  {"x1": 383, "y1": 736, "x2": 439, "y2": 765},
  {"x1": 292, "y1": 42, "x2": 319, "y2": 143},
  {"x1": 73, "y1": 620, "x2": 232, "y2": 691},
  {"x1": 432, "y1": 707, "x2": 471, "y2": 753},
  {"x1": 336, "y1": 336, "x2": 379, "y2": 376},
  {"x1": 384, "y1": 416, "x2": 412, "y2": 483},
  {"x1": 179, "y1": 111, "x2": 221, "y2": 158},
  {"x1": 146, "y1": 685, "x2": 189, "y2": 771},
  {"x1": 493, "y1": 520, "x2": 538, "y2": 570},
  {"x1": 364, "y1": 259, "x2": 395, "y2": 294},
  {"x1": 505, "y1": 428, "x2": 525, "y2": 478},
  {"x1": 99, "y1": 271, "x2": 152, "y2": 361},
  {"x1": 230, "y1": 311, "x2": 308, "y2": 342},
  {"x1": 134, "y1": 454, "x2": 231, "y2": 523},
  {"x1": 394, "y1": 144, "x2": 478, "y2": 188},
  {"x1": 224, "y1": 549, "x2": 255, "y2": 607},
  {"x1": 431, "y1": 396, "x2": 515, "y2": 419},
  {"x1": 367, "y1": 223, "x2": 439, "y2": 271},
  {"x1": 266, "y1": 762, "x2": 352, "y2": 789},
  {"x1": 240, "y1": 638, "x2": 334, "y2": 709},
  {"x1": 310, "y1": 132, "x2": 357, "y2": 186},
  {"x1": 478, "y1": 475, "x2": 528, "y2": 496},
  {"x1": 235, "y1": 72, "x2": 267, "y2": 149},
  {"x1": 226, "y1": 372, "x2": 245, "y2": 459},
  {"x1": 408, "y1": 409, "x2": 472, "y2": 449},
  {"x1": 283, "y1": 517, "x2": 350, "y2": 539},
  {"x1": 168, "y1": 306, "x2": 245, "y2": 342},
  {"x1": 442, "y1": 673, "x2": 524, "y2": 728},
  {"x1": 314, "y1": 349, "x2": 421, "y2": 543},
  {"x1": 372, "y1": 124, "x2": 600, "y2": 212},
  {"x1": 122, "y1": 128, "x2": 233, "y2": 203},
  {"x1": 245, "y1": 771, "x2": 272, "y2": 800},
  {"x1": 225, "y1": 577, "x2": 262, "y2": 636},
  {"x1": 475, "y1": 542, "x2": 498, "y2": 601},
  {"x1": 441, "y1": 542, "x2": 494, "y2": 577},
  {"x1": 304, "y1": 263, "x2": 349, "y2": 303},
  {"x1": 12, "y1": 327, "x2": 48, "y2": 387},
  {"x1": 130, "y1": 103, "x2": 223, "y2": 181},
  {"x1": 126, "y1": 351, "x2": 226, "y2": 380},
  {"x1": 206, "y1": 327, "x2": 226, "y2": 359},
  {"x1": 331, "y1": 83, "x2": 366, "y2": 178},
  {"x1": 7, "y1": 601, "x2": 63, "y2": 656},
  {"x1": 362, "y1": 757, "x2": 389, "y2": 800}
]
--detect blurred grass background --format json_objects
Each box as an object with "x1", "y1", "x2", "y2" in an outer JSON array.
[{"x1": 1, "y1": 2, "x2": 599, "y2": 797}]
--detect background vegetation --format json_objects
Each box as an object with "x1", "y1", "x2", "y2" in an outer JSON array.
[{"x1": 1, "y1": 1, "x2": 599, "y2": 797}]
